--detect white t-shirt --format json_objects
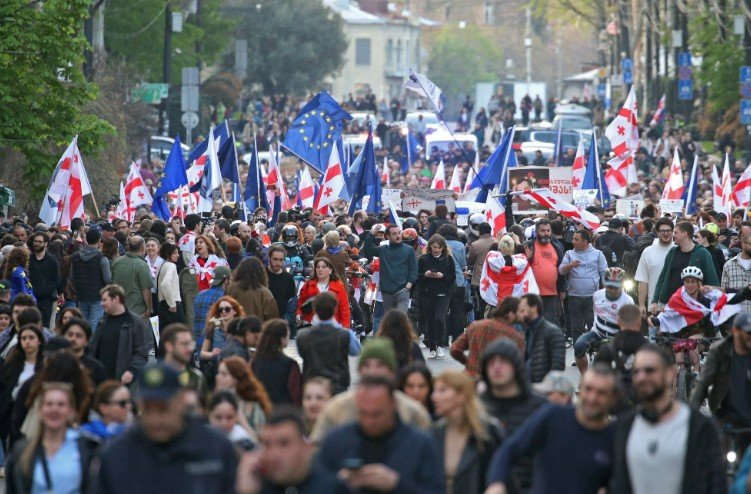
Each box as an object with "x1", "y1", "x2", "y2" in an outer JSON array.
[
  {"x1": 592, "y1": 288, "x2": 634, "y2": 337},
  {"x1": 634, "y1": 240, "x2": 675, "y2": 305},
  {"x1": 738, "y1": 256, "x2": 751, "y2": 271},
  {"x1": 626, "y1": 403, "x2": 689, "y2": 494}
]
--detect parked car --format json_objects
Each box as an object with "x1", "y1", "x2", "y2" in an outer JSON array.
[{"x1": 149, "y1": 136, "x2": 190, "y2": 162}]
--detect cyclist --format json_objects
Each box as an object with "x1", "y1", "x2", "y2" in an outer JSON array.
[
  {"x1": 690, "y1": 312, "x2": 751, "y2": 455},
  {"x1": 273, "y1": 223, "x2": 312, "y2": 279},
  {"x1": 574, "y1": 267, "x2": 634, "y2": 376}
]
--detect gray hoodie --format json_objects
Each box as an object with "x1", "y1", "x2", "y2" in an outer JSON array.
[{"x1": 558, "y1": 244, "x2": 608, "y2": 297}]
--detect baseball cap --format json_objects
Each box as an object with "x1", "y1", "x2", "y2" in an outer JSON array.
[
  {"x1": 137, "y1": 362, "x2": 182, "y2": 401},
  {"x1": 211, "y1": 266, "x2": 231, "y2": 287},
  {"x1": 533, "y1": 371, "x2": 575, "y2": 396},
  {"x1": 97, "y1": 221, "x2": 115, "y2": 232},
  {"x1": 0, "y1": 280, "x2": 10, "y2": 293},
  {"x1": 733, "y1": 312, "x2": 751, "y2": 333},
  {"x1": 716, "y1": 213, "x2": 728, "y2": 221}
]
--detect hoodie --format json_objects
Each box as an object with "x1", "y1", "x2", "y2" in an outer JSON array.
[{"x1": 559, "y1": 245, "x2": 608, "y2": 297}]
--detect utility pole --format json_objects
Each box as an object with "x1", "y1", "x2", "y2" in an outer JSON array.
[
  {"x1": 524, "y1": 7, "x2": 532, "y2": 91},
  {"x1": 160, "y1": 1, "x2": 172, "y2": 136}
]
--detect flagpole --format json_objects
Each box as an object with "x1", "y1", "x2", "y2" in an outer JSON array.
[
  {"x1": 254, "y1": 132, "x2": 261, "y2": 212},
  {"x1": 88, "y1": 192, "x2": 101, "y2": 220},
  {"x1": 407, "y1": 70, "x2": 488, "y2": 188},
  {"x1": 231, "y1": 133, "x2": 247, "y2": 221},
  {"x1": 684, "y1": 155, "x2": 698, "y2": 217},
  {"x1": 592, "y1": 127, "x2": 604, "y2": 204}
]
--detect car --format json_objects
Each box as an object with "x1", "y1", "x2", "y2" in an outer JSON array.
[
  {"x1": 403, "y1": 111, "x2": 445, "y2": 134},
  {"x1": 552, "y1": 115, "x2": 592, "y2": 133},
  {"x1": 343, "y1": 133, "x2": 382, "y2": 150},
  {"x1": 149, "y1": 136, "x2": 189, "y2": 161}
]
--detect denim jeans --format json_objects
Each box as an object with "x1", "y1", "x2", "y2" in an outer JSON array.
[
  {"x1": 567, "y1": 295, "x2": 594, "y2": 343},
  {"x1": 574, "y1": 330, "x2": 604, "y2": 358},
  {"x1": 78, "y1": 301, "x2": 104, "y2": 332}
]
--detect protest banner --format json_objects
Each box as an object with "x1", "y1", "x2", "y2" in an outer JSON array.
[
  {"x1": 507, "y1": 166, "x2": 573, "y2": 214},
  {"x1": 616, "y1": 198, "x2": 645, "y2": 217},
  {"x1": 401, "y1": 187, "x2": 457, "y2": 213}
]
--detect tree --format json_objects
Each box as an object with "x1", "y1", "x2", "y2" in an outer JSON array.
[
  {"x1": 232, "y1": 0, "x2": 346, "y2": 94},
  {"x1": 427, "y1": 26, "x2": 502, "y2": 102},
  {"x1": 105, "y1": 0, "x2": 233, "y2": 83},
  {"x1": 0, "y1": 0, "x2": 114, "y2": 198}
]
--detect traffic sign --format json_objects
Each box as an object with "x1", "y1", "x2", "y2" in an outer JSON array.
[
  {"x1": 677, "y1": 79, "x2": 693, "y2": 101},
  {"x1": 741, "y1": 66, "x2": 751, "y2": 83},
  {"x1": 741, "y1": 99, "x2": 751, "y2": 125},
  {"x1": 621, "y1": 58, "x2": 633, "y2": 71},
  {"x1": 678, "y1": 66, "x2": 693, "y2": 80},
  {"x1": 181, "y1": 111, "x2": 199, "y2": 130},
  {"x1": 132, "y1": 83, "x2": 169, "y2": 105},
  {"x1": 677, "y1": 52, "x2": 691, "y2": 67},
  {"x1": 597, "y1": 84, "x2": 606, "y2": 99},
  {"x1": 741, "y1": 82, "x2": 751, "y2": 99},
  {"x1": 623, "y1": 69, "x2": 633, "y2": 85}
]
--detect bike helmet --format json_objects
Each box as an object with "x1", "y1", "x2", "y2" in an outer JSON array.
[
  {"x1": 402, "y1": 217, "x2": 419, "y2": 231},
  {"x1": 281, "y1": 224, "x2": 300, "y2": 248},
  {"x1": 681, "y1": 266, "x2": 703, "y2": 281},
  {"x1": 603, "y1": 267, "x2": 625, "y2": 287},
  {"x1": 402, "y1": 228, "x2": 418, "y2": 245},
  {"x1": 469, "y1": 213, "x2": 485, "y2": 228}
]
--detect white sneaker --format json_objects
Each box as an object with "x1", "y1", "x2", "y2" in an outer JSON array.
[
  {"x1": 437, "y1": 347, "x2": 446, "y2": 359},
  {"x1": 428, "y1": 350, "x2": 437, "y2": 359}
]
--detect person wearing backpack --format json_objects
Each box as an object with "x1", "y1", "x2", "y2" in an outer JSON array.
[
  {"x1": 595, "y1": 303, "x2": 647, "y2": 413},
  {"x1": 634, "y1": 218, "x2": 675, "y2": 323},
  {"x1": 594, "y1": 218, "x2": 634, "y2": 268}
]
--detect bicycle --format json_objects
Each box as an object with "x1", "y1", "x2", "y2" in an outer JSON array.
[
  {"x1": 653, "y1": 335, "x2": 718, "y2": 402},
  {"x1": 722, "y1": 424, "x2": 751, "y2": 482},
  {"x1": 586, "y1": 336, "x2": 612, "y2": 366}
]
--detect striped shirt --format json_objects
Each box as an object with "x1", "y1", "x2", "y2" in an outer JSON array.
[{"x1": 592, "y1": 289, "x2": 634, "y2": 337}]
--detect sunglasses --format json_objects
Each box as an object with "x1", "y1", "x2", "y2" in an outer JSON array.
[
  {"x1": 108, "y1": 399, "x2": 130, "y2": 408},
  {"x1": 218, "y1": 306, "x2": 234, "y2": 313}
]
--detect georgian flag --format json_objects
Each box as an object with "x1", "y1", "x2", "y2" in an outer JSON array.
[
  {"x1": 732, "y1": 162, "x2": 751, "y2": 209},
  {"x1": 649, "y1": 94, "x2": 666, "y2": 126},
  {"x1": 431, "y1": 160, "x2": 446, "y2": 190},
  {"x1": 721, "y1": 154, "x2": 733, "y2": 218},
  {"x1": 115, "y1": 182, "x2": 129, "y2": 220},
  {"x1": 605, "y1": 86, "x2": 639, "y2": 157},
  {"x1": 448, "y1": 163, "x2": 462, "y2": 192},
  {"x1": 298, "y1": 165, "x2": 315, "y2": 209},
  {"x1": 480, "y1": 251, "x2": 539, "y2": 306},
  {"x1": 657, "y1": 287, "x2": 742, "y2": 333},
  {"x1": 662, "y1": 148, "x2": 684, "y2": 200},
  {"x1": 712, "y1": 164, "x2": 723, "y2": 211},
  {"x1": 313, "y1": 140, "x2": 344, "y2": 211},
  {"x1": 605, "y1": 153, "x2": 637, "y2": 197},
  {"x1": 40, "y1": 136, "x2": 92, "y2": 229},
  {"x1": 464, "y1": 164, "x2": 478, "y2": 193},
  {"x1": 512, "y1": 188, "x2": 601, "y2": 230},
  {"x1": 571, "y1": 140, "x2": 586, "y2": 189},
  {"x1": 484, "y1": 195, "x2": 506, "y2": 236},
  {"x1": 382, "y1": 156, "x2": 390, "y2": 187}
]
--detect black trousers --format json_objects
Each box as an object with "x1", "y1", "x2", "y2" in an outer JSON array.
[{"x1": 421, "y1": 292, "x2": 452, "y2": 351}]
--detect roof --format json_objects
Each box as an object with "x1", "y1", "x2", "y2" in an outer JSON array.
[
  {"x1": 563, "y1": 68, "x2": 601, "y2": 82},
  {"x1": 323, "y1": 0, "x2": 385, "y2": 24}
]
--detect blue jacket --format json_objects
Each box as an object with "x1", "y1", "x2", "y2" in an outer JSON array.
[
  {"x1": 377, "y1": 242, "x2": 418, "y2": 295},
  {"x1": 316, "y1": 419, "x2": 445, "y2": 493},
  {"x1": 446, "y1": 238, "x2": 468, "y2": 288}
]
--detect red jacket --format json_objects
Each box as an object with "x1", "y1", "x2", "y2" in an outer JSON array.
[{"x1": 296, "y1": 278, "x2": 351, "y2": 328}]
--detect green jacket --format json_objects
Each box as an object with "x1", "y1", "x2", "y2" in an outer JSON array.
[{"x1": 652, "y1": 244, "x2": 719, "y2": 304}]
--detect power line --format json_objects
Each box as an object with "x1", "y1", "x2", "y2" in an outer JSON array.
[{"x1": 106, "y1": 2, "x2": 167, "y2": 40}]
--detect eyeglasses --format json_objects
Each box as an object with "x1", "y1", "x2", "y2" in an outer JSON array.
[
  {"x1": 108, "y1": 399, "x2": 130, "y2": 408},
  {"x1": 632, "y1": 366, "x2": 658, "y2": 375},
  {"x1": 657, "y1": 230, "x2": 673, "y2": 234},
  {"x1": 218, "y1": 306, "x2": 234, "y2": 313}
]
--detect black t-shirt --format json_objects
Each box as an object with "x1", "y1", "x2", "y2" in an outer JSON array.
[
  {"x1": 266, "y1": 269, "x2": 296, "y2": 317},
  {"x1": 667, "y1": 248, "x2": 693, "y2": 297},
  {"x1": 720, "y1": 352, "x2": 751, "y2": 425},
  {"x1": 97, "y1": 312, "x2": 127, "y2": 379}
]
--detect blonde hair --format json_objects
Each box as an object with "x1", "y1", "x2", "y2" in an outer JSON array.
[
  {"x1": 499, "y1": 235, "x2": 516, "y2": 256},
  {"x1": 324, "y1": 230, "x2": 340, "y2": 248},
  {"x1": 434, "y1": 370, "x2": 490, "y2": 446}
]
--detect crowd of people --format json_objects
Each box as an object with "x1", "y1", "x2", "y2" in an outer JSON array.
[{"x1": 0, "y1": 87, "x2": 750, "y2": 493}]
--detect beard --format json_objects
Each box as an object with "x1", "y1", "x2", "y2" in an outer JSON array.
[
  {"x1": 33, "y1": 245, "x2": 44, "y2": 253},
  {"x1": 537, "y1": 236, "x2": 551, "y2": 244},
  {"x1": 635, "y1": 381, "x2": 666, "y2": 403}
]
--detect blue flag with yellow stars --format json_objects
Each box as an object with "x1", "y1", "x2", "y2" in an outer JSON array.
[{"x1": 282, "y1": 92, "x2": 351, "y2": 173}]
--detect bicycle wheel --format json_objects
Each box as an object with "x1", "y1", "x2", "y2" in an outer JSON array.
[{"x1": 675, "y1": 368, "x2": 691, "y2": 402}]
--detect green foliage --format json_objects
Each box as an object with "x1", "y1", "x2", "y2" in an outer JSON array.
[
  {"x1": 691, "y1": 10, "x2": 743, "y2": 114},
  {"x1": 232, "y1": 0, "x2": 347, "y2": 94},
  {"x1": 0, "y1": 0, "x2": 114, "y2": 198},
  {"x1": 105, "y1": 0, "x2": 232, "y2": 83},
  {"x1": 427, "y1": 26, "x2": 502, "y2": 100}
]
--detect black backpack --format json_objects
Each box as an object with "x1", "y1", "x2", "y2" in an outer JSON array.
[
  {"x1": 623, "y1": 235, "x2": 655, "y2": 278},
  {"x1": 598, "y1": 234, "x2": 620, "y2": 268}
]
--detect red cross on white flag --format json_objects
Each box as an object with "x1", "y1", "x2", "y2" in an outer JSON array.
[
  {"x1": 431, "y1": 160, "x2": 446, "y2": 190},
  {"x1": 313, "y1": 141, "x2": 344, "y2": 211}
]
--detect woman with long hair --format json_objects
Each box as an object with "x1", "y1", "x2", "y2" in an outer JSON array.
[
  {"x1": 314, "y1": 230, "x2": 351, "y2": 288},
  {"x1": 6, "y1": 383, "x2": 99, "y2": 494},
  {"x1": 417, "y1": 234, "x2": 455, "y2": 359},
  {"x1": 53, "y1": 307, "x2": 84, "y2": 335},
  {"x1": 100, "y1": 238, "x2": 120, "y2": 263},
  {"x1": 199, "y1": 296, "x2": 244, "y2": 386},
  {"x1": 12, "y1": 350, "x2": 94, "y2": 446},
  {"x1": 377, "y1": 309, "x2": 424, "y2": 370},
  {"x1": 81, "y1": 380, "x2": 131, "y2": 440},
  {"x1": 214, "y1": 356, "x2": 272, "y2": 433},
  {"x1": 296, "y1": 257, "x2": 350, "y2": 328},
  {"x1": 695, "y1": 229, "x2": 726, "y2": 280},
  {"x1": 225, "y1": 257, "x2": 278, "y2": 322},
  {"x1": 431, "y1": 370, "x2": 503, "y2": 494},
  {"x1": 189, "y1": 235, "x2": 229, "y2": 291},
  {"x1": 157, "y1": 242, "x2": 186, "y2": 332},
  {"x1": 301, "y1": 377, "x2": 333, "y2": 437},
  {"x1": 225, "y1": 237, "x2": 244, "y2": 271},
  {"x1": 250, "y1": 319, "x2": 301, "y2": 406},
  {"x1": 398, "y1": 362, "x2": 435, "y2": 419},
  {"x1": 3, "y1": 247, "x2": 34, "y2": 302},
  {"x1": 0, "y1": 325, "x2": 44, "y2": 448},
  {"x1": 144, "y1": 237, "x2": 163, "y2": 315},
  {"x1": 207, "y1": 390, "x2": 255, "y2": 452}
]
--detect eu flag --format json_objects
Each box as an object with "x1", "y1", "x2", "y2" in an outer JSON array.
[
  {"x1": 473, "y1": 127, "x2": 514, "y2": 203},
  {"x1": 582, "y1": 132, "x2": 610, "y2": 207},
  {"x1": 153, "y1": 135, "x2": 189, "y2": 220},
  {"x1": 348, "y1": 129, "x2": 381, "y2": 215},
  {"x1": 282, "y1": 92, "x2": 351, "y2": 173}
]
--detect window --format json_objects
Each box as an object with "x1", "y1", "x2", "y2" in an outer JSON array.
[
  {"x1": 355, "y1": 38, "x2": 371, "y2": 66},
  {"x1": 484, "y1": 2, "x2": 494, "y2": 24},
  {"x1": 386, "y1": 39, "x2": 393, "y2": 67},
  {"x1": 396, "y1": 40, "x2": 402, "y2": 68},
  {"x1": 405, "y1": 40, "x2": 410, "y2": 67}
]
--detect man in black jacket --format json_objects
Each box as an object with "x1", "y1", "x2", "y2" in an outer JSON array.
[
  {"x1": 480, "y1": 339, "x2": 548, "y2": 493},
  {"x1": 519, "y1": 294, "x2": 565, "y2": 383},
  {"x1": 70, "y1": 228, "x2": 111, "y2": 330},
  {"x1": 594, "y1": 218, "x2": 634, "y2": 267},
  {"x1": 28, "y1": 231, "x2": 60, "y2": 329},
  {"x1": 610, "y1": 344, "x2": 724, "y2": 494},
  {"x1": 296, "y1": 292, "x2": 351, "y2": 394},
  {"x1": 92, "y1": 362, "x2": 237, "y2": 494}
]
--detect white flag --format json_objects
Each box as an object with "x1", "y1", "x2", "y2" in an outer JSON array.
[{"x1": 404, "y1": 69, "x2": 443, "y2": 111}]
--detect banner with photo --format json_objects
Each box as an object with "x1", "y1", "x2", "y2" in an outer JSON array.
[{"x1": 507, "y1": 166, "x2": 573, "y2": 214}]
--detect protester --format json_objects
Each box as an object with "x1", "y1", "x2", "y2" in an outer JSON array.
[
  {"x1": 296, "y1": 257, "x2": 350, "y2": 327},
  {"x1": 60, "y1": 317, "x2": 108, "y2": 386},
  {"x1": 226, "y1": 257, "x2": 279, "y2": 322},
  {"x1": 156, "y1": 241, "x2": 186, "y2": 332},
  {"x1": 533, "y1": 370, "x2": 575, "y2": 405},
  {"x1": 111, "y1": 236, "x2": 154, "y2": 320},
  {"x1": 27, "y1": 232, "x2": 60, "y2": 329},
  {"x1": 251, "y1": 319, "x2": 301, "y2": 406},
  {"x1": 376, "y1": 308, "x2": 424, "y2": 370},
  {"x1": 301, "y1": 377, "x2": 333, "y2": 437},
  {"x1": 193, "y1": 265, "x2": 231, "y2": 347},
  {"x1": 190, "y1": 235, "x2": 230, "y2": 292},
  {"x1": 207, "y1": 391, "x2": 256, "y2": 452},
  {"x1": 161, "y1": 323, "x2": 207, "y2": 396},
  {"x1": 467, "y1": 222, "x2": 494, "y2": 319},
  {"x1": 4, "y1": 247, "x2": 34, "y2": 303},
  {"x1": 523, "y1": 220, "x2": 564, "y2": 322},
  {"x1": 70, "y1": 228, "x2": 111, "y2": 329},
  {"x1": 215, "y1": 356, "x2": 272, "y2": 433},
  {"x1": 519, "y1": 293, "x2": 565, "y2": 383},
  {"x1": 222, "y1": 315, "x2": 261, "y2": 362},
  {"x1": 417, "y1": 234, "x2": 456, "y2": 359},
  {"x1": 266, "y1": 245, "x2": 297, "y2": 331},
  {"x1": 199, "y1": 296, "x2": 245, "y2": 382},
  {"x1": 398, "y1": 362, "x2": 435, "y2": 420},
  {"x1": 82, "y1": 380, "x2": 132, "y2": 440},
  {"x1": 377, "y1": 224, "x2": 418, "y2": 313}
]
